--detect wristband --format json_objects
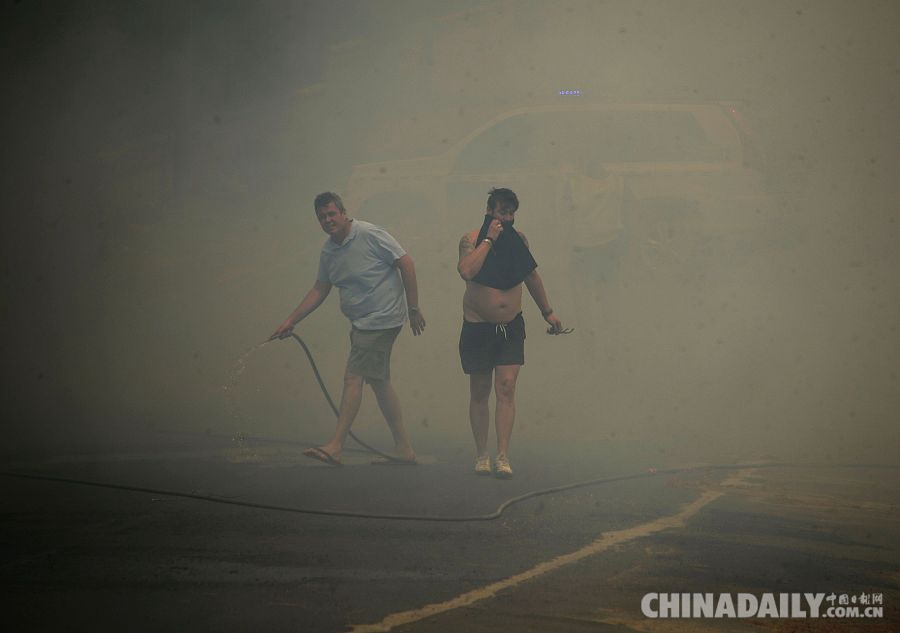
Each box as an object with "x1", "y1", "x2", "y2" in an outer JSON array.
[
  {"x1": 408, "y1": 306, "x2": 420, "y2": 313},
  {"x1": 541, "y1": 307, "x2": 554, "y2": 317},
  {"x1": 482, "y1": 237, "x2": 493, "y2": 247}
]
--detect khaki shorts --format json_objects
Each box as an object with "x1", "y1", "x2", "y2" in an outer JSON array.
[{"x1": 347, "y1": 326, "x2": 402, "y2": 381}]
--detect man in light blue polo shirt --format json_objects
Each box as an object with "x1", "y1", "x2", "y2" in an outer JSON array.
[{"x1": 272, "y1": 192, "x2": 426, "y2": 466}]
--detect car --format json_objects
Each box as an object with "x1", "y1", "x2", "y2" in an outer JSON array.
[{"x1": 345, "y1": 102, "x2": 785, "y2": 348}]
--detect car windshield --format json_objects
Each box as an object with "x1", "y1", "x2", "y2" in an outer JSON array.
[{"x1": 453, "y1": 110, "x2": 726, "y2": 173}]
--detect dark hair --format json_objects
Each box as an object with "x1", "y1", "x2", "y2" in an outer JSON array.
[
  {"x1": 314, "y1": 191, "x2": 346, "y2": 213},
  {"x1": 486, "y1": 187, "x2": 518, "y2": 213}
]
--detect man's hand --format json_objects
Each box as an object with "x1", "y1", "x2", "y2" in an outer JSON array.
[
  {"x1": 409, "y1": 309, "x2": 426, "y2": 336},
  {"x1": 486, "y1": 219, "x2": 503, "y2": 241},
  {"x1": 544, "y1": 312, "x2": 563, "y2": 334},
  {"x1": 270, "y1": 320, "x2": 295, "y2": 340}
]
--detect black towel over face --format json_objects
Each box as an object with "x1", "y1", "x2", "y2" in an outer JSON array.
[{"x1": 471, "y1": 214, "x2": 538, "y2": 290}]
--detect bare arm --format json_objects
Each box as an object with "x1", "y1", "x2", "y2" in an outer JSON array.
[
  {"x1": 396, "y1": 254, "x2": 425, "y2": 336},
  {"x1": 518, "y1": 231, "x2": 553, "y2": 316},
  {"x1": 271, "y1": 280, "x2": 332, "y2": 339},
  {"x1": 457, "y1": 232, "x2": 485, "y2": 280},
  {"x1": 523, "y1": 270, "x2": 552, "y2": 316},
  {"x1": 458, "y1": 218, "x2": 504, "y2": 280},
  {"x1": 524, "y1": 269, "x2": 563, "y2": 333}
]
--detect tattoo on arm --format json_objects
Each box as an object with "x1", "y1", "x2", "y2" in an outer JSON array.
[{"x1": 458, "y1": 234, "x2": 475, "y2": 260}]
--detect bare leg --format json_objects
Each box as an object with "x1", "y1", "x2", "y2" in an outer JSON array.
[
  {"x1": 493, "y1": 364, "x2": 520, "y2": 455},
  {"x1": 319, "y1": 370, "x2": 364, "y2": 460},
  {"x1": 469, "y1": 373, "x2": 493, "y2": 457},
  {"x1": 369, "y1": 378, "x2": 415, "y2": 460}
]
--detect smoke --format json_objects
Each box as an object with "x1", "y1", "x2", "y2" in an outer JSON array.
[{"x1": 2, "y1": 0, "x2": 897, "y2": 465}]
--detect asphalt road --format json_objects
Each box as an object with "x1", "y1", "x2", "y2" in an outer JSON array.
[{"x1": 2, "y1": 431, "x2": 898, "y2": 632}]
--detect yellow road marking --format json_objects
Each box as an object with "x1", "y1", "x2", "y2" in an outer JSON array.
[{"x1": 349, "y1": 470, "x2": 751, "y2": 633}]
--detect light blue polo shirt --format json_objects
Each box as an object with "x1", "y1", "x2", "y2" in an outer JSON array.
[{"x1": 317, "y1": 220, "x2": 408, "y2": 330}]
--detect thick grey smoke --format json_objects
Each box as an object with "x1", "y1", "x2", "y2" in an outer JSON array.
[{"x1": 3, "y1": 0, "x2": 897, "y2": 465}]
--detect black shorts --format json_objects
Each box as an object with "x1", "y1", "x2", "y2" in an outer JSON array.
[{"x1": 459, "y1": 313, "x2": 526, "y2": 375}]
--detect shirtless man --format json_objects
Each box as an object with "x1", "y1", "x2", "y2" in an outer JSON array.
[{"x1": 457, "y1": 188, "x2": 564, "y2": 478}]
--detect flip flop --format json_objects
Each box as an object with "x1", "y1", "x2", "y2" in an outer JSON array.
[
  {"x1": 303, "y1": 447, "x2": 343, "y2": 467},
  {"x1": 370, "y1": 456, "x2": 417, "y2": 466}
]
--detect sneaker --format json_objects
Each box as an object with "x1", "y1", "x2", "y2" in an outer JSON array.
[
  {"x1": 494, "y1": 452, "x2": 513, "y2": 479},
  {"x1": 474, "y1": 454, "x2": 492, "y2": 476}
]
